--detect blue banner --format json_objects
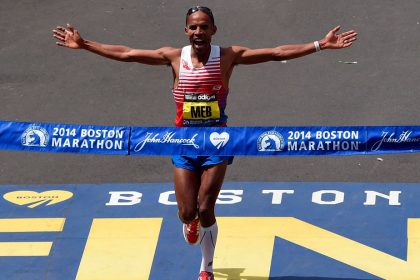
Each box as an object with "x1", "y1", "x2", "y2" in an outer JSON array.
[
  {"x1": 130, "y1": 126, "x2": 368, "y2": 156},
  {"x1": 0, "y1": 120, "x2": 419, "y2": 156},
  {"x1": 0, "y1": 120, "x2": 129, "y2": 155}
]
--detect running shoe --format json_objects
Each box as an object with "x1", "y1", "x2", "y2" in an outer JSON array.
[
  {"x1": 198, "y1": 271, "x2": 214, "y2": 280},
  {"x1": 183, "y1": 218, "x2": 200, "y2": 245}
]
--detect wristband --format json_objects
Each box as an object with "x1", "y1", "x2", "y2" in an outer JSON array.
[{"x1": 314, "y1": 41, "x2": 321, "y2": 52}]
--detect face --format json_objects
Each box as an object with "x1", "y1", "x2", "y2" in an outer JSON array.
[{"x1": 185, "y1": 11, "x2": 217, "y2": 53}]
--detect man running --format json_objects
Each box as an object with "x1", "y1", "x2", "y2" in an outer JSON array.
[{"x1": 53, "y1": 6, "x2": 357, "y2": 280}]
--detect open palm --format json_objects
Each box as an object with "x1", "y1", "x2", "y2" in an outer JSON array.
[
  {"x1": 53, "y1": 24, "x2": 84, "y2": 49},
  {"x1": 323, "y1": 26, "x2": 357, "y2": 49}
]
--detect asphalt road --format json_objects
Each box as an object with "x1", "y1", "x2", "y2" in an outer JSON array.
[{"x1": 1, "y1": 0, "x2": 419, "y2": 184}]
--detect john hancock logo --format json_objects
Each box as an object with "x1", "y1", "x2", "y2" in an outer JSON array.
[
  {"x1": 257, "y1": 130, "x2": 285, "y2": 152},
  {"x1": 21, "y1": 125, "x2": 49, "y2": 147},
  {"x1": 134, "y1": 132, "x2": 199, "y2": 152},
  {"x1": 371, "y1": 130, "x2": 420, "y2": 151},
  {"x1": 3, "y1": 190, "x2": 73, "y2": 208}
]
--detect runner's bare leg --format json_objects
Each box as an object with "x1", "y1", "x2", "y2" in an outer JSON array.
[
  {"x1": 174, "y1": 167, "x2": 201, "y2": 223},
  {"x1": 198, "y1": 161, "x2": 228, "y2": 227}
]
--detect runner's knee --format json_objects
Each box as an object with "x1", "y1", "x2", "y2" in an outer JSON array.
[
  {"x1": 198, "y1": 203, "x2": 215, "y2": 219},
  {"x1": 178, "y1": 206, "x2": 198, "y2": 224}
]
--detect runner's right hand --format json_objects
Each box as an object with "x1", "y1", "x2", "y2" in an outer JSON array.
[{"x1": 53, "y1": 24, "x2": 84, "y2": 49}]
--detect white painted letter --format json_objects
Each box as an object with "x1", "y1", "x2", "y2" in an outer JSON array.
[
  {"x1": 364, "y1": 190, "x2": 401, "y2": 206},
  {"x1": 106, "y1": 191, "x2": 142, "y2": 206},
  {"x1": 217, "y1": 190, "x2": 243, "y2": 204},
  {"x1": 262, "y1": 190, "x2": 294, "y2": 204},
  {"x1": 312, "y1": 190, "x2": 344, "y2": 205},
  {"x1": 159, "y1": 191, "x2": 177, "y2": 205}
]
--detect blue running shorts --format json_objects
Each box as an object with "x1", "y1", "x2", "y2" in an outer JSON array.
[{"x1": 171, "y1": 155, "x2": 234, "y2": 171}]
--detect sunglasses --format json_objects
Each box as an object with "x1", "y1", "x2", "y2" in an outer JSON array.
[{"x1": 186, "y1": 6, "x2": 215, "y2": 25}]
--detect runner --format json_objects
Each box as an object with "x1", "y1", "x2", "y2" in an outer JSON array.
[{"x1": 53, "y1": 6, "x2": 357, "y2": 280}]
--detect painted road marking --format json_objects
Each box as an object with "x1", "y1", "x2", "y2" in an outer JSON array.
[
  {"x1": 0, "y1": 218, "x2": 65, "y2": 232},
  {"x1": 0, "y1": 218, "x2": 64, "y2": 257},
  {"x1": 0, "y1": 182, "x2": 418, "y2": 279},
  {"x1": 0, "y1": 242, "x2": 53, "y2": 257},
  {"x1": 76, "y1": 218, "x2": 162, "y2": 280}
]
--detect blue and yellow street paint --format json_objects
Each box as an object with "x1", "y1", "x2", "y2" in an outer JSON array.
[{"x1": 0, "y1": 182, "x2": 418, "y2": 279}]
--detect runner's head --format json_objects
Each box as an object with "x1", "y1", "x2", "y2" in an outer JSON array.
[
  {"x1": 185, "y1": 6, "x2": 217, "y2": 53},
  {"x1": 186, "y1": 6, "x2": 215, "y2": 25}
]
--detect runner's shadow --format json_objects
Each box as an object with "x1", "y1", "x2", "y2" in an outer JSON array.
[{"x1": 213, "y1": 268, "x2": 371, "y2": 280}]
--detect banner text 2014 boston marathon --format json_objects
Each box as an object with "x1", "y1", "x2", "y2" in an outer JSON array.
[{"x1": 0, "y1": 120, "x2": 419, "y2": 156}]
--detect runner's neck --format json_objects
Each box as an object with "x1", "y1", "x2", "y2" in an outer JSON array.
[{"x1": 191, "y1": 44, "x2": 212, "y2": 66}]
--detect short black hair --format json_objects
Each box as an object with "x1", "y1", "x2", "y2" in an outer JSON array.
[{"x1": 186, "y1": 6, "x2": 215, "y2": 25}]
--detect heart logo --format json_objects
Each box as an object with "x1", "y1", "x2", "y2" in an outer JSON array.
[
  {"x1": 3, "y1": 190, "x2": 73, "y2": 208},
  {"x1": 210, "y1": 132, "x2": 230, "y2": 149}
]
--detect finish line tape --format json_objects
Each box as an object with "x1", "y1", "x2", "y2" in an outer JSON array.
[{"x1": 0, "y1": 120, "x2": 419, "y2": 156}]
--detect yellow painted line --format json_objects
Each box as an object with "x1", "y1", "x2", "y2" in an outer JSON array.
[
  {"x1": 215, "y1": 217, "x2": 420, "y2": 280},
  {"x1": 0, "y1": 242, "x2": 53, "y2": 256},
  {"x1": 0, "y1": 218, "x2": 65, "y2": 232},
  {"x1": 215, "y1": 217, "x2": 276, "y2": 280},
  {"x1": 277, "y1": 217, "x2": 420, "y2": 279},
  {"x1": 76, "y1": 218, "x2": 162, "y2": 280}
]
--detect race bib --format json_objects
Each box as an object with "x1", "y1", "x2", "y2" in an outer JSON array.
[
  {"x1": 183, "y1": 102, "x2": 220, "y2": 120},
  {"x1": 183, "y1": 94, "x2": 220, "y2": 121}
]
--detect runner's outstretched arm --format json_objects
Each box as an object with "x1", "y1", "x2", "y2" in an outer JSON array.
[
  {"x1": 233, "y1": 26, "x2": 357, "y2": 65},
  {"x1": 52, "y1": 24, "x2": 176, "y2": 65}
]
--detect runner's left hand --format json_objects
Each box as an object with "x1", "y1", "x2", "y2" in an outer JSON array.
[{"x1": 321, "y1": 26, "x2": 357, "y2": 49}]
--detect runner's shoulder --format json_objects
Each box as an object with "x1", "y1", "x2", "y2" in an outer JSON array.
[
  {"x1": 221, "y1": 46, "x2": 249, "y2": 63},
  {"x1": 158, "y1": 47, "x2": 181, "y2": 60}
]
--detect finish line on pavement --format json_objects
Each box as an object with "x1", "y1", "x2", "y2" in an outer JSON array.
[{"x1": 0, "y1": 182, "x2": 419, "y2": 279}]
